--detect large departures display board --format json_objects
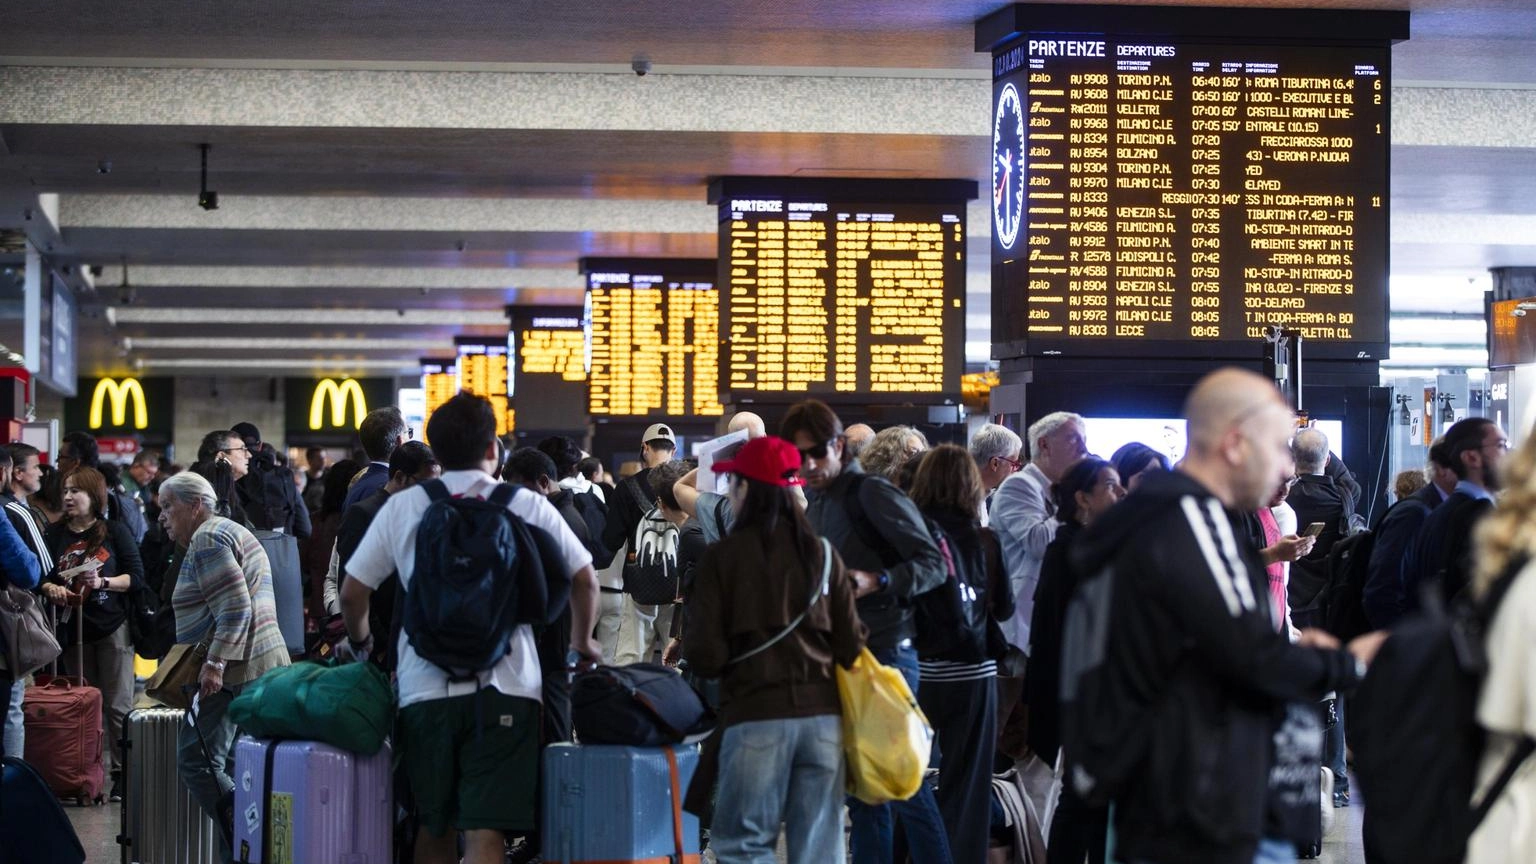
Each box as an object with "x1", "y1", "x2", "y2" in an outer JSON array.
[
  {"x1": 581, "y1": 258, "x2": 723, "y2": 418},
  {"x1": 421, "y1": 359, "x2": 458, "y2": 424},
  {"x1": 509, "y1": 305, "x2": 588, "y2": 431},
  {"x1": 709, "y1": 178, "x2": 975, "y2": 399},
  {"x1": 981, "y1": 5, "x2": 1407, "y2": 360},
  {"x1": 455, "y1": 337, "x2": 512, "y2": 434}
]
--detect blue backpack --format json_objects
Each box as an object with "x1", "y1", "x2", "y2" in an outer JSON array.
[{"x1": 403, "y1": 480, "x2": 556, "y2": 679}]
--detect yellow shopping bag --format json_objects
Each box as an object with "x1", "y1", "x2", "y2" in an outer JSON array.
[{"x1": 835, "y1": 647, "x2": 934, "y2": 804}]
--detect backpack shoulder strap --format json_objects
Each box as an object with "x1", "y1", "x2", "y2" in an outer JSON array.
[
  {"x1": 421, "y1": 478, "x2": 451, "y2": 503},
  {"x1": 487, "y1": 482, "x2": 519, "y2": 509}
]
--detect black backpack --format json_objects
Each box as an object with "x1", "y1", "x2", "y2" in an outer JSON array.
[
  {"x1": 571, "y1": 663, "x2": 715, "y2": 746},
  {"x1": 1348, "y1": 565, "x2": 1536, "y2": 864},
  {"x1": 912, "y1": 518, "x2": 989, "y2": 662},
  {"x1": 623, "y1": 508, "x2": 680, "y2": 606},
  {"x1": 1319, "y1": 528, "x2": 1376, "y2": 641},
  {"x1": 571, "y1": 488, "x2": 616, "y2": 568},
  {"x1": 403, "y1": 480, "x2": 555, "y2": 679},
  {"x1": 239, "y1": 457, "x2": 296, "y2": 534},
  {"x1": 1058, "y1": 560, "x2": 1151, "y2": 807}
]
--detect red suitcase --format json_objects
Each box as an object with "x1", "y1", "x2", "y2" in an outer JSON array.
[{"x1": 22, "y1": 605, "x2": 106, "y2": 805}]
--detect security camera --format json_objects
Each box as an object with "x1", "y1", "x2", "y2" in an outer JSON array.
[
  {"x1": 199, "y1": 190, "x2": 219, "y2": 211},
  {"x1": 632, "y1": 57, "x2": 651, "y2": 76},
  {"x1": 97, "y1": 160, "x2": 112, "y2": 175}
]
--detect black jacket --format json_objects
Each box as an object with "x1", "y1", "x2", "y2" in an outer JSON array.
[
  {"x1": 1402, "y1": 487, "x2": 1493, "y2": 611},
  {"x1": 1362, "y1": 482, "x2": 1443, "y2": 628},
  {"x1": 1285, "y1": 473, "x2": 1354, "y2": 623},
  {"x1": 805, "y1": 463, "x2": 946, "y2": 651},
  {"x1": 1069, "y1": 470, "x2": 1361, "y2": 864}
]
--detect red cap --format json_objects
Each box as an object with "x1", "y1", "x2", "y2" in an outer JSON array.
[{"x1": 712, "y1": 436, "x2": 805, "y2": 487}]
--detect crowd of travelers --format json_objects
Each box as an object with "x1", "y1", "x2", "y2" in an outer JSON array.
[{"x1": 3, "y1": 369, "x2": 1533, "y2": 864}]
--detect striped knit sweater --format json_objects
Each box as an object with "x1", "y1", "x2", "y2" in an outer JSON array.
[{"x1": 171, "y1": 517, "x2": 288, "y2": 683}]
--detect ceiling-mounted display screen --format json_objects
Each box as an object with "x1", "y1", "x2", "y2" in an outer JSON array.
[
  {"x1": 708, "y1": 177, "x2": 975, "y2": 399},
  {"x1": 509, "y1": 305, "x2": 588, "y2": 432},
  {"x1": 580, "y1": 257, "x2": 722, "y2": 418},
  {"x1": 421, "y1": 358, "x2": 457, "y2": 425},
  {"x1": 454, "y1": 337, "x2": 512, "y2": 435},
  {"x1": 982, "y1": 4, "x2": 1406, "y2": 360}
]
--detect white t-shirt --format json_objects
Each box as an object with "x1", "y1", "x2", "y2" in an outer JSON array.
[{"x1": 346, "y1": 470, "x2": 593, "y2": 708}]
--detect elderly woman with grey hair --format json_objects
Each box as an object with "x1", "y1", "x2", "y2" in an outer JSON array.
[
  {"x1": 158, "y1": 471, "x2": 289, "y2": 862},
  {"x1": 857, "y1": 425, "x2": 930, "y2": 483}
]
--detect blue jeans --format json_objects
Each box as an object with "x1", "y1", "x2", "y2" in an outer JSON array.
[
  {"x1": 848, "y1": 644, "x2": 953, "y2": 864},
  {"x1": 712, "y1": 714, "x2": 846, "y2": 864},
  {"x1": 1253, "y1": 836, "x2": 1297, "y2": 864},
  {"x1": 178, "y1": 686, "x2": 242, "y2": 864},
  {"x1": 1325, "y1": 697, "x2": 1348, "y2": 796},
  {"x1": 3, "y1": 678, "x2": 23, "y2": 758}
]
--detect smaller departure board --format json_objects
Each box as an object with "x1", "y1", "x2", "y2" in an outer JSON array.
[
  {"x1": 708, "y1": 177, "x2": 975, "y2": 400},
  {"x1": 455, "y1": 337, "x2": 512, "y2": 435},
  {"x1": 509, "y1": 305, "x2": 589, "y2": 432},
  {"x1": 421, "y1": 359, "x2": 458, "y2": 425},
  {"x1": 580, "y1": 257, "x2": 723, "y2": 419}
]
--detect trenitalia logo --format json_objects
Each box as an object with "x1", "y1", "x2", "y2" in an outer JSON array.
[
  {"x1": 309, "y1": 378, "x2": 367, "y2": 430},
  {"x1": 88, "y1": 378, "x2": 148, "y2": 430}
]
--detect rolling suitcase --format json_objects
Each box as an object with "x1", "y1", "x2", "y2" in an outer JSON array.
[
  {"x1": 231, "y1": 736, "x2": 392, "y2": 864},
  {"x1": 22, "y1": 605, "x2": 106, "y2": 804},
  {"x1": 118, "y1": 707, "x2": 222, "y2": 864},
  {"x1": 253, "y1": 531, "x2": 306, "y2": 657},
  {"x1": 1, "y1": 755, "x2": 87, "y2": 864},
  {"x1": 541, "y1": 742, "x2": 700, "y2": 864}
]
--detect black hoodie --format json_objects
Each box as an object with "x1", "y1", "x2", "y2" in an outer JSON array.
[{"x1": 1066, "y1": 469, "x2": 1360, "y2": 864}]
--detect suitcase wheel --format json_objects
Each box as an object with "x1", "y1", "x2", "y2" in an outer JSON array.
[{"x1": 1297, "y1": 842, "x2": 1321, "y2": 859}]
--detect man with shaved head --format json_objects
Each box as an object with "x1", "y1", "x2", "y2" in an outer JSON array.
[
  {"x1": 1061, "y1": 368, "x2": 1385, "y2": 864},
  {"x1": 843, "y1": 423, "x2": 876, "y2": 461}
]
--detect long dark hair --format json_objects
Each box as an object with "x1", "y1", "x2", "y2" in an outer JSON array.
[
  {"x1": 191, "y1": 458, "x2": 249, "y2": 526},
  {"x1": 319, "y1": 459, "x2": 360, "y2": 519},
  {"x1": 729, "y1": 476, "x2": 822, "y2": 570},
  {"x1": 1052, "y1": 457, "x2": 1113, "y2": 526}
]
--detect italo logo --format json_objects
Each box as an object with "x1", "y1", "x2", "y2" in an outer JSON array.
[
  {"x1": 88, "y1": 378, "x2": 148, "y2": 430},
  {"x1": 309, "y1": 378, "x2": 367, "y2": 430}
]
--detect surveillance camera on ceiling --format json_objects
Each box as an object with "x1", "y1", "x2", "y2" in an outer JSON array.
[
  {"x1": 632, "y1": 57, "x2": 651, "y2": 76},
  {"x1": 199, "y1": 190, "x2": 219, "y2": 211}
]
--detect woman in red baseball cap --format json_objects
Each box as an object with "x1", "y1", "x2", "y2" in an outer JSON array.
[{"x1": 684, "y1": 436, "x2": 867, "y2": 863}]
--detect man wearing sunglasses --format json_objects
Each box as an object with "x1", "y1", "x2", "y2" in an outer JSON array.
[{"x1": 780, "y1": 400, "x2": 951, "y2": 864}]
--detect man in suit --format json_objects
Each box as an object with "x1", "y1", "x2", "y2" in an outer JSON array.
[
  {"x1": 1362, "y1": 439, "x2": 1457, "y2": 629},
  {"x1": 1402, "y1": 417, "x2": 1507, "y2": 610},
  {"x1": 990, "y1": 411, "x2": 1087, "y2": 649}
]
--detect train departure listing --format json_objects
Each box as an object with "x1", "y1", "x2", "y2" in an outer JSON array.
[
  {"x1": 421, "y1": 360, "x2": 457, "y2": 426},
  {"x1": 455, "y1": 339, "x2": 512, "y2": 434},
  {"x1": 721, "y1": 202, "x2": 966, "y2": 395},
  {"x1": 587, "y1": 271, "x2": 722, "y2": 418},
  {"x1": 1000, "y1": 40, "x2": 1389, "y2": 351}
]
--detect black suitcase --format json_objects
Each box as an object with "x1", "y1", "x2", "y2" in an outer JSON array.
[{"x1": 1, "y1": 755, "x2": 87, "y2": 864}]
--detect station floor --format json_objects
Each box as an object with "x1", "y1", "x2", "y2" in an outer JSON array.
[{"x1": 68, "y1": 797, "x2": 1370, "y2": 863}]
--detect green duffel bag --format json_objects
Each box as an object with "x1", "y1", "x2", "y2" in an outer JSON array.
[{"x1": 229, "y1": 659, "x2": 394, "y2": 755}]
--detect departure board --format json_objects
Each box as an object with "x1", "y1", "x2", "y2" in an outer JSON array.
[
  {"x1": 981, "y1": 5, "x2": 1406, "y2": 360},
  {"x1": 708, "y1": 178, "x2": 975, "y2": 399},
  {"x1": 580, "y1": 258, "x2": 723, "y2": 418},
  {"x1": 421, "y1": 359, "x2": 457, "y2": 424},
  {"x1": 509, "y1": 305, "x2": 589, "y2": 432},
  {"x1": 455, "y1": 337, "x2": 512, "y2": 435}
]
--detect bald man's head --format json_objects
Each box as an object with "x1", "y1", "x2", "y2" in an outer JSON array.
[
  {"x1": 844, "y1": 423, "x2": 876, "y2": 460},
  {"x1": 1181, "y1": 367, "x2": 1297, "y2": 510},
  {"x1": 726, "y1": 412, "x2": 767, "y2": 440}
]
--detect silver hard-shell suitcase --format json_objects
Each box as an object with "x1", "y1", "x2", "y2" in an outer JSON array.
[{"x1": 119, "y1": 707, "x2": 222, "y2": 864}]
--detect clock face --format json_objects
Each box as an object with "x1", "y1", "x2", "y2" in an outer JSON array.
[{"x1": 993, "y1": 82, "x2": 1026, "y2": 251}]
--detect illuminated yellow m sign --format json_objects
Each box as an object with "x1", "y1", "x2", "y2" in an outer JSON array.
[
  {"x1": 309, "y1": 378, "x2": 367, "y2": 430},
  {"x1": 89, "y1": 378, "x2": 148, "y2": 430}
]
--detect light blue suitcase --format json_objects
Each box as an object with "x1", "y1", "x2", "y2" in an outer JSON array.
[{"x1": 541, "y1": 742, "x2": 701, "y2": 864}]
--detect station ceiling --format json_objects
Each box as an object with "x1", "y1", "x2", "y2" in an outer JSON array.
[{"x1": 2, "y1": 0, "x2": 1532, "y2": 379}]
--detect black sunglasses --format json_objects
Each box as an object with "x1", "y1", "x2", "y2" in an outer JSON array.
[{"x1": 798, "y1": 438, "x2": 837, "y2": 461}]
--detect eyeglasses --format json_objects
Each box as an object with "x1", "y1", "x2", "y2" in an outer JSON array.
[
  {"x1": 219, "y1": 446, "x2": 250, "y2": 455},
  {"x1": 1485, "y1": 439, "x2": 1511, "y2": 453},
  {"x1": 798, "y1": 438, "x2": 836, "y2": 461},
  {"x1": 996, "y1": 455, "x2": 1024, "y2": 471}
]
